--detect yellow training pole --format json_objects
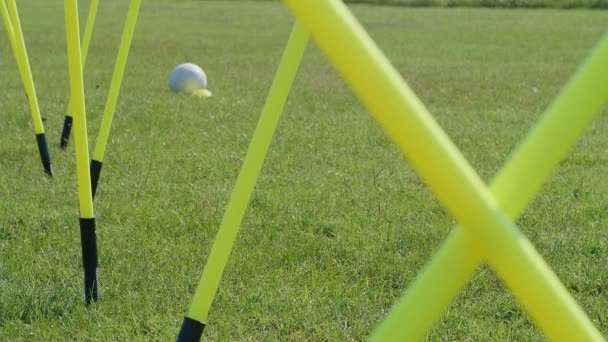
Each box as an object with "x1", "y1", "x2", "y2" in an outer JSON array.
[
  {"x1": 176, "y1": 20, "x2": 309, "y2": 341},
  {"x1": 60, "y1": 0, "x2": 99, "y2": 149},
  {"x1": 371, "y1": 34, "x2": 608, "y2": 341},
  {"x1": 64, "y1": 0, "x2": 99, "y2": 305},
  {"x1": 90, "y1": 0, "x2": 141, "y2": 198},
  {"x1": 5, "y1": 0, "x2": 42, "y2": 135},
  {"x1": 1, "y1": 0, "x2": 53, "y2": 175},
  {"x1": 0, "y1": 2, "x2": 26, "y2": 104},
  {"x1": 374, "y1": 228, "x2": 482, "y2": 339},
  {"x1": 282, "y1": 0, "x2": 602, "y2": 340}
]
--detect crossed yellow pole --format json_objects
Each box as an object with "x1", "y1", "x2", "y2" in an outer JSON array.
[
  {"x1": 60, "y1": 0, "x2": 99, "y2": 150},
  {"x1": 178, "y1": 0, "x2": 606, "y2": 340},
  {"x1": 0, "y1": 0, "x2": 52, "y2": 175},
  {"x1": 370, "y1": 34, "x2": 608, "y2": 341},
  {"x1": 283, "y1": 0, "x2": 605, "y2": 340}
]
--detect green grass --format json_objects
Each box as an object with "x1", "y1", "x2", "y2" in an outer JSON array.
[
  {"x1": 1, "y1": 0, "x2": 607, "y2": 340},
  {"x1": 345, "y1": 0, "x2": 608, "y2": 9}
]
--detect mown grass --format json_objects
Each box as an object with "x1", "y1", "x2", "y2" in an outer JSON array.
[
  {"x1": 345, "y1": 0, "x2": 608, "y2": 9},
  {"x1": 0, "y1": 0, "x2": 607, "y2": 340}
]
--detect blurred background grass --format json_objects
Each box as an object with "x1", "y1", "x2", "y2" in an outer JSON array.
[
  {"x1": 188, "y1": 0, "x2": 608, "y2": 9},
  {"x1": 344, "y1": 0, "x2": 608, "y2": 9}
]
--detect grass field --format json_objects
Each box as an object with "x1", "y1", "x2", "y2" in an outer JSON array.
[
  {"x1": 1, "y1": 0, "x2": 607, "y2": 340},
  {"x1": 344, "y1": 0, "x2": 608, "y2": 9}
]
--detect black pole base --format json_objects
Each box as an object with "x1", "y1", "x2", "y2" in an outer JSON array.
[
  {"x1": 79, "y1": 217, "x2": 99, "y2": 305},
  {"x1": 60, "y1": 115, "x2": 73, "y2": 150},
  {"x1": 36, "y1": 133, "x2": 53, "y2": 176},
  {"x1": 90, "y1": 160, "x2": 103, "y2": 199},
  {"x1": 176, "y1": 317, "x2": 205, "y2": 342}
]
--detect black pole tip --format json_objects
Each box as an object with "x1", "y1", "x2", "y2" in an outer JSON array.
[
  {"x1": 35, "y1": 133, "x2": 53, "y2": 177},
  {"x1": 90, "y1": 160, "x2": 103, "y2": 199},
  {"x1": 60, "y1": 115, "x2": 73, "y2": 150},
  {"x1": 177, "y1": 317, "x2": 205, "y2": 342},
  {"x1": 79, "y1": 217, "x2": 99, "y2": 304}
]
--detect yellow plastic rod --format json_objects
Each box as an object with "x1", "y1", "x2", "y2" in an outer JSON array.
[
  {"x1": 0, "y1": 1, "x2": 25, "y2": 99},
  {"x1": 178, "y1": 21, "x2": 309, "y2": 340},
  {"x1": 64, "y1": 0, "x2": 94, "y2": 219},
  {"x1": 282, "y1": 0, "x2": 603, "y2": 340},
  {"x1": 92, "y1": 0, "x2": 141, "y2": 162},
  {"x1": 2, "y1": 0, "x2": 53, "y2": 175},
  {"x1": 370, "y1": 34, "x2": 608, "y2": 341},
  {"x1": 80, "y1": 0, "x2": 98, "y2": 67},
  {"x1": 89, "y1": 0, "x2": 141, "y2": 198},
  {"x1": 61, "y1": 0, "x2": 99, "y2": 149},
  {"x1": 65, "y1": 0, "x2": 99, "y2": 117},
  {"x1": 65, "y1": 0, "x2": 101, "y2": 306},
  {"x1": 3, "y1": 0, "x2": 44, "y2": 134}
]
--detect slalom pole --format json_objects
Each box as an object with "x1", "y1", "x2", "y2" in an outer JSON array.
[
  {"x1": 60, "y1": 0, "x2": 99, "y2": 149},
  {"x1": 282, "y1": 0, "x2": 603, "y2": 339},
  {"x1": 64, "y1": 0, "x2": 99, "y2": 305},
  {"x1": 369, "y1": 34, "x2": 608, "y2": 341},
  {"x1": 176, "y1": 20, "x2": 309, "y2": 341},
  {"x1": 90, "y1": 0, "x2": 141, "y2": 198},
  {"x1": 1, "y1": 0, "x2": 52, "y2": 176}
]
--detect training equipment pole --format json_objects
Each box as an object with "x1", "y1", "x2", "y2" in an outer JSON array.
[
  {"x1": 60, "y1": 0, "x2": 99, "y2": 149},
  {"x1": 64, "y1": 0, "x2": 100, "y2": 305},
  {"x1": 369, "y1": 35, "x2": 608, "y2": 341},
  {"x1": 282, "y1": 0, "x2": 602, "y2": 339},
  {"x1": 90, "y1": 0, "x2": 141, "y2": 198},
  {"x1": 176, "y1": 21, "x2": 309, "y2": 341},
  {"x1": 1, "y1": 0, "x2": 52, "y2": 176}
]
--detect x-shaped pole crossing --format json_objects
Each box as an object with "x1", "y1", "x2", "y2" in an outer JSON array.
[
  {"x1": 179, "y1": 0, "x2": 607, "y2": 340},
  {"x1": 283, "y1": 1, "x2": 607, "y2": 340}
]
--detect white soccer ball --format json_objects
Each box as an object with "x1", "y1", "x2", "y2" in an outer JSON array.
[{"x1": 169, "y1": 63, "x2": 208, "y2": 93}]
